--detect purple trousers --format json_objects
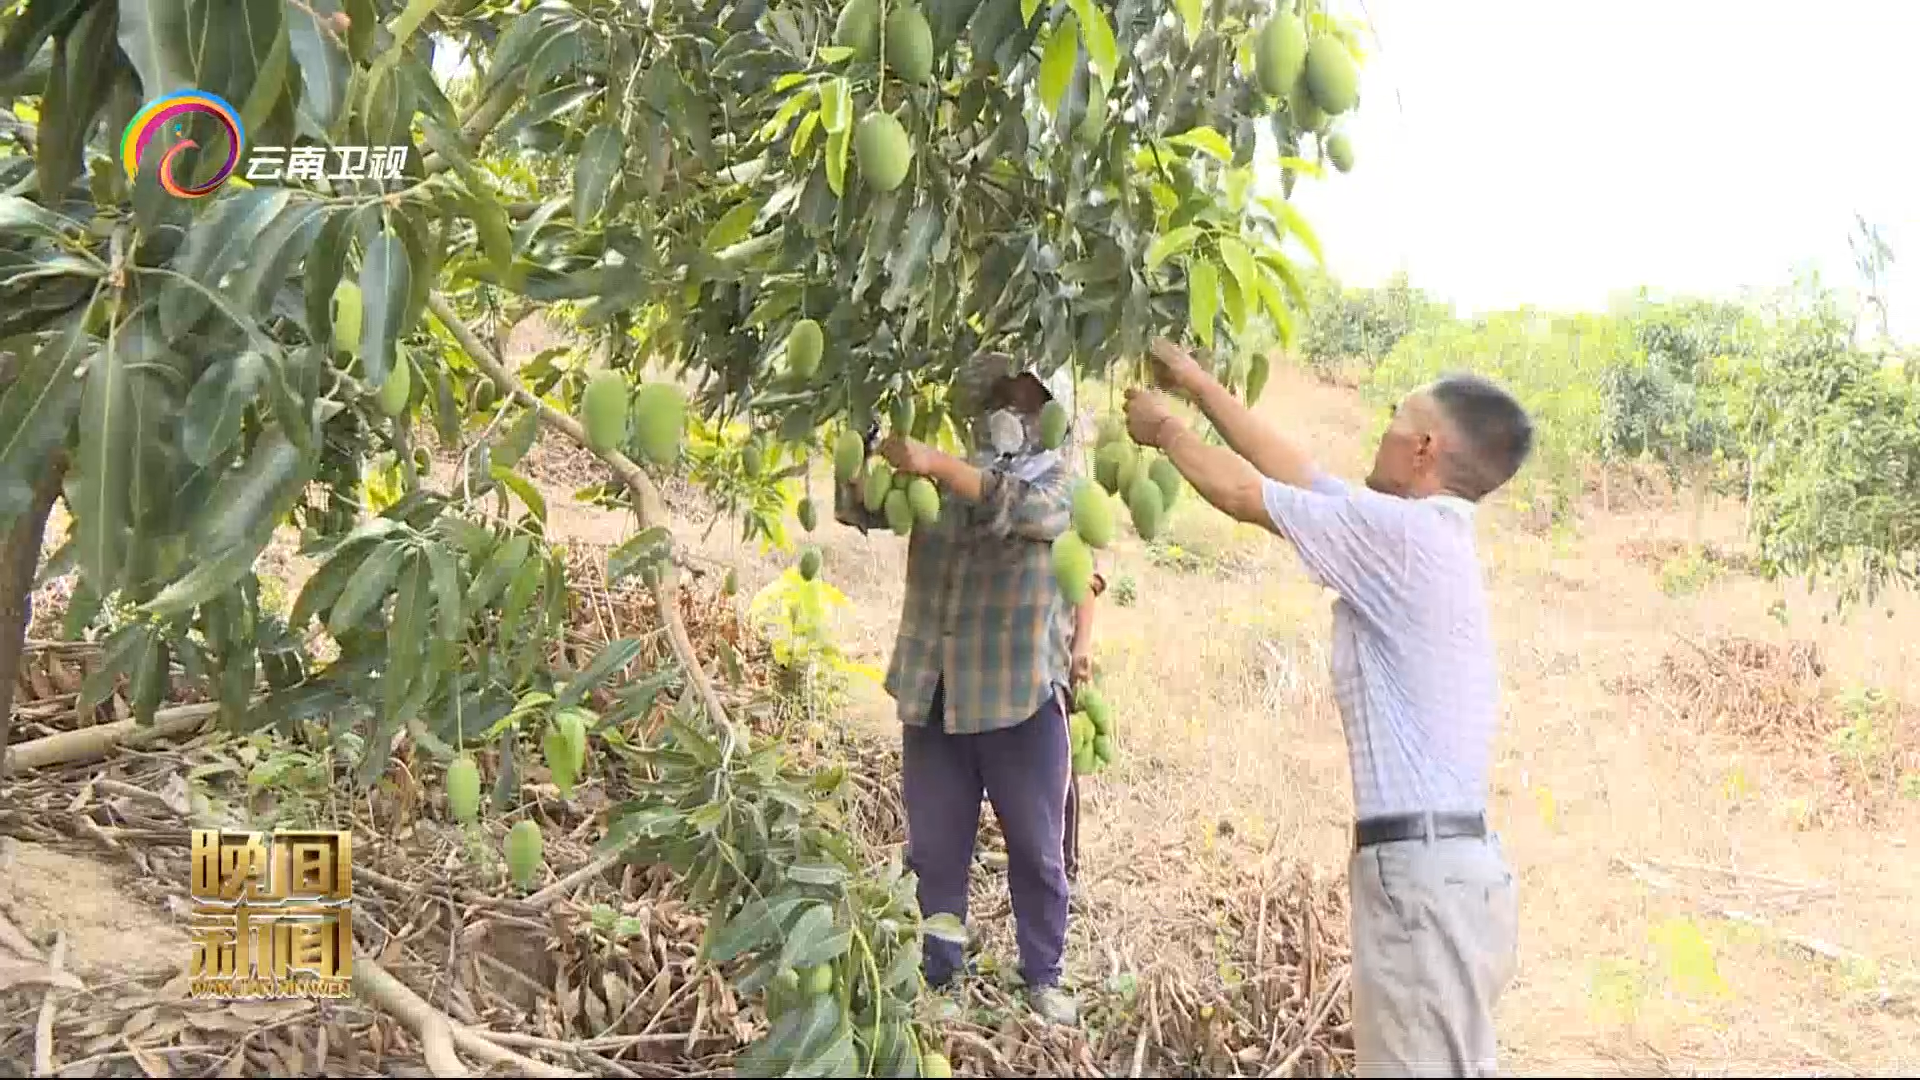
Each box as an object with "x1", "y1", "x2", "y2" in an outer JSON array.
[{"x1": 903, "y1": 679, "x2": 1072, "y2": 989}]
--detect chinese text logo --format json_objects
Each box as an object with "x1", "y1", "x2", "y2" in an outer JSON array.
[
  {"x1": 245, "y1": 144, "x2": 410, "y2": 183},
  {"x1": 121, "y1": 91, "x2": 245, "y2": 199},
  {"x1": 188, "y1": 828, "x2": 354, "y2": 1001}
]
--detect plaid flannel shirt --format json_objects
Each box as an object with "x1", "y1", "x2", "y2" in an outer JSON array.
[{"x1": 835, "y1": 452, "x2": 1078, "y2": 735}]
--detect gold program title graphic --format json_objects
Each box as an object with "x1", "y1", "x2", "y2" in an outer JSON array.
[{"x1": 188, "y1": 829, "x2": 353, "y2": 1000}]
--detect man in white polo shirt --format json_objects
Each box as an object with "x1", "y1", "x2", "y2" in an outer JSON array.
[{"x1": 1123, "y1": 338, "x2": 1531, "y2": 1078}]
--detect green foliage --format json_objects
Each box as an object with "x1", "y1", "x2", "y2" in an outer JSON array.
[
  {"x1": 1296, "y1": 269, "x2": 1444, "y2": 375},
  {"x1": 1596, "y1": 296, "x2": 1758, "y2": 482},
  {"x1": 604, "y1": 715, "x2": 958, "y2": 1075},
  {"x1": 1657, "y1": 546, "x2": 1723, "y2": 597},
  {"x1": 1728, "y1": 300, "x2": 1920, "y2": 608},
  {"x1": 1368, "y1": 309, "x2": 1627, "y2": 520},
  {"x1": 749, "y1": 566, "x2": 878, "y2": 706}
]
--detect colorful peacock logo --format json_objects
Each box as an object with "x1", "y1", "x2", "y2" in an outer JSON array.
[{"x1": 120, "y1": 90, "x2": 246, "y2": 198}]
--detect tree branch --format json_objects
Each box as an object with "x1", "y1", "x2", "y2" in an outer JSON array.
[
  {"x1": 424, "y1": 293, "x2": 739, "y2": 760},
  {"x1": 422, "y1": 80, "x2": 520, "y2": 177}
]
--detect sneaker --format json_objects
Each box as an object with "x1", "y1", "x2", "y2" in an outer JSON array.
[{"x1": 1027, "y1": 985, "x2": 1079, "y2": 1027}]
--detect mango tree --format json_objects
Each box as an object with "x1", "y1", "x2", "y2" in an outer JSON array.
[
  {"x1": 1712, "y1": 287, "x2": 1920, "y2": 612},
  {"x1": 0, "y1": 0, "x2": 1368, "y2": 1071}
]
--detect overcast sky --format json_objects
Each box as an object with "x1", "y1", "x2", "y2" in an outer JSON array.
[{"x1": 1281, "y1": 0, "x2": 1917, "y2": 341}]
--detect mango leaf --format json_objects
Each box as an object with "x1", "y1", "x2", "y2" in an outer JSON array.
[
  {"x1": 0, "y1": 0, "x2": 91, "y2": 83},
  {"x1": 230, "y1": 201, "x2": 325, "y2": 317},
  {"x1": 760, "y1": 86, "x2": 815, "y2": 142},
  {"x1": 819, "y1": 78, "x2": 850, "y2": 134},
  {"x1": 326, "y1": 539, "x2": 408, "y2": 637},
  {"x1": 0, "y1": 195, "x2": 85, "y2": 242},
  {"x1": 1037, "y1": 14, "x2": 1079, "y2": 115},
  {"x1": 0, "y1": 314, "x2": 91, "y2": 524},
  {"x1": 736, "y1": 994, "x2": 839, "y2": 1078},
  {"x1": 35, "y1": 0, "x2": 120, "y2": 205},
  {"x1": 706, "y1": 895, "x2": 808, "y2": 964},
  {"x1": 129, "y1": 636, "x2": 170, "y2": 726},
  {"x1": 572, "y1": 124, "x2": 623, "y2": 227},
  {"x1": 188, "y1": 427, "x2": 306, "y2": 553},
  {"x1": 229, "y1": 0, "x2": 291, "y2": 138},
  {"x1": 607, "y1": 526, "x2": 670, "y2": 584},
  {"x1": 778, "y1": 903, "x2": 849, "y2": 970},
  {"x1": 523, "y1": 22, "x2": 585, "y2": 91},
  {"x1": 481, "y1": 465, "x2": 542, "y2": 524},
  {"x1": 423, "y1": 542, "x2": 465, "y2": 645},
  {"x1": 790, "y1": 1028, "x2": 858, "y2": 1078},
  {"x1": 703, "y1": 200, "x2": 764, "y2": 254},
  {"x1": 1066, "y1": 0, "x2": 1117, "y2": 81},
  {"x1": 1277, "y1": 155, "x2": 1326, "y2": 180},
  {"x1": 1262, "y1": 250, "x2": 1309, "y2": 310},
  {"x1": 179, "y1": 352, "x2": 268, "y2": 468},
  {"x1": 385, "y1": 553, "x2": 428, "y2": 719},
  {"x1": 555, "y1": 638, "x2": 643, "y2": 707},
  {"x1": 490, "y1": 409, "x2": 541, "y2": 468},
  {"x1": 1221, "y1": 268, "x2": 1248, "y2": 334},
  {"x1": 1269, "y1": 197, "x2": 1325, "y2": 265},
  {"x1": 80, "y1": 621, "x2": 156, "y2": 714},
  {"x1": 1167, "y1": 125, "x2": 1232, "y2": 162},
  {"x1": 141, "y1": 543, "x2": 262, "y2": 620},
  {"x1": 164, "y1": 189, "x2": 293, "y2": 341},
  {"x1": 495, "y1": 553, "x2": 545, "y2": 646},
  {"x1": 287, "y1": 0, "x2": 351, "y2": 136},
  {"x1": 1172, "y1": 0, "x2": 1201, "y2": 43},
  {"x1": 466, "y1": 531, "x2": 530, "y2": 610},
  {"x1": 1256, "y1": 266, "x2": 1295, "y2": 349},
  {"x1": 1216, "y1": 234, "x2": 1258, "y2": 298},
  {"x1": 786, "y1": 111, "x2": 820, "y2": 159},
  {"x1": 72, "y1": 326, "x2": 136, "y2": 591},
  {"x1": 784, "y1": 859, "x2": 848, "y2": 886},
  {"x1": 303, "y1": 205, "x2": 357, "y2": 346},
  {"x1": 1187, "y1": 257, "x2": 1219, "y2": 348},
  {"x1": 289, "y1": 538, "x2": 377, "y2": 630},
  {"x1": 825, "y1": 124, "x2": 850, "y2": 197},
  {"x1": 357, "y1": 232, "x2": 411, "y2": 390},
  {"x1": 1144, "y1": 224, "x2": 1202, "y2": 272},
  {"x1": 116, "y1": 0, "x2": 194, "y2": 107},
  {"x1": 920, "y1": 912, "x2": 967, "y2": 944},
  {"x1": 482, "y1": 12, "x2": 564, "y2": 93}
]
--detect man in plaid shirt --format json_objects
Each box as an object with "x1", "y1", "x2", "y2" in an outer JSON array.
[{"x1": 835, "y1": 352, "x2": 1094, "y2": 1026}]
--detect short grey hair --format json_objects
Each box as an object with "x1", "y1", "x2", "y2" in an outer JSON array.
[{"x1": 1429, "y1": 374, "x2": 1534, "y2": 501}]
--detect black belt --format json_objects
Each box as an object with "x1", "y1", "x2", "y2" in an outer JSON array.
[{"x1": 1354, "y1": 811, "x2": 1487, "y2": 851}]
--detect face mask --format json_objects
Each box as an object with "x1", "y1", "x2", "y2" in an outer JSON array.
[{"x1": 982, "y1": 408, "x2": 1027, "y2": 455}]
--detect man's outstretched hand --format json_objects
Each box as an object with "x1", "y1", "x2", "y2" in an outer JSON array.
[
  {"x1": 1124, "y1": 387, "x2": 1181, "y2": 448},
  {"x1": 877, "y1": 433, "x2": 941, "y2": 477},
  {"x1": 1147, "y1": 337, "x2": 1207, "y2": 393}
]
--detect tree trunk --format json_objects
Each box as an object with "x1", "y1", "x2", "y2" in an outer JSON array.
[
  {"x1": 0, "y1": 455, "x2": 68, "y2": 782},
  {"x1": 1743, "y1": 458, "x2": 1756, "y2": 539},
  {"x1": 1687, "y1": 460, "x2": 1710, "y2": 547}
]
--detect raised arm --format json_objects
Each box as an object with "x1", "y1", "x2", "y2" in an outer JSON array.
[
  {"x1": 1126, "y1": 393, "x2": 1272, "y2": 528},
  {"x1": 1148, "y1": 338, "x2": 1319, "y2": 489},
  {"x1": 1128, "y1": 386, "x2": 1406, "y2": 625}
]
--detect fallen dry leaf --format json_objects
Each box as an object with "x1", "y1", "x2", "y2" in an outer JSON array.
[{"x1": 0, "y1": 953, "x2": 83, "y2": 992}]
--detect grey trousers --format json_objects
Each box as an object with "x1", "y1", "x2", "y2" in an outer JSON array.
[{"x1": 1348, "y1": 832, "x2": 1519, "y2": 1078}]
